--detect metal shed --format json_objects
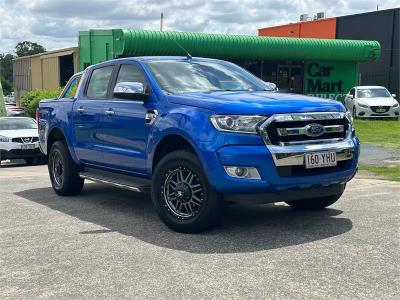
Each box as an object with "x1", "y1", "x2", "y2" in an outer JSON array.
[{"x1": 12, "y1": 47, "x2": 79, "y2": 103}]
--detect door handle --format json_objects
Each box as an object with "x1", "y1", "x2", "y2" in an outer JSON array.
[
  {"x1": 105, "y1": 110, "x2": 115, "y2": 116},
  {"x1": 77, "y1": 107, "x2": 85, "y2": 113}
]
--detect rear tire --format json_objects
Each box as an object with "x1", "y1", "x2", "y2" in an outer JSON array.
[
  {"x1": 285, "y1": 193, "x2": 342, "y2": 210},
  {"x1": 151, "y1": 151, "x2": 223, "y2": 233},
  {"x1": 48, "y1": 140, "x2": 84, "y2": 196}
]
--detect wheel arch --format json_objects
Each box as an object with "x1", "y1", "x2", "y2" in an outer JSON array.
[
  {"x1": 151, "y1": 134, "x2": 198, "y2": 172},
  {"x1": 47, "y1": 127, "x2": 66, "y2": 154}
]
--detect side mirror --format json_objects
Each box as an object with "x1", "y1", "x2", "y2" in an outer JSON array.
[
  {"x1": 348, "y1": 94, "x2": 354, "y2": 99},
  {"x1": 113, "y1": 82, "x2": 148, "y2": 101},
  {"x1": 392, "y1": 94, "x2": 396, "y2": 98},
  {"x1": 264, "y1": 81, "x2": 278, "y2": 91}
]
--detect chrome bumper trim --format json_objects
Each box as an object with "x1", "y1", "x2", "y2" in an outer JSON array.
[{"x1": 270, "y1": 139, "x2": 355, "y2": 166}]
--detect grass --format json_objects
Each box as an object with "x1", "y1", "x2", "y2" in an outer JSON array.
[
  {"x1": 359, "y1": 164, "x2": 400, "y2": 182},
  {"x1": 354, "y1": 119, "x2": 400, "y2": 181},
  {"x1": 354, "y1": 119, "x2": 400, "y2": 152}
]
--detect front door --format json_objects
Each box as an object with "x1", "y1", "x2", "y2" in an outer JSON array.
[
  {"x1": 277, "y1": 64, "x2": 304, "y2": 93},
  {"x1": 100, "y1": 63, "x2": 153, "y2": 175}
]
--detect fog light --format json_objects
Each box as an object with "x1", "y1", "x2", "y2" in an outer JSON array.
[{"x1": 224, "y1": 166, "x2": 261, "y2": 179}]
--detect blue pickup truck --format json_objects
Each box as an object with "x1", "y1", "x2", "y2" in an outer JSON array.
[{"x1": 38, "y1": 56, "x2": 358, "y2": 233}]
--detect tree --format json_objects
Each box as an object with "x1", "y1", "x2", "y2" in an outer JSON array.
[
  {"x1": 15, "y1": 41, "x2": 46, "y2": 57},
  {"x1": 0, "y1": 77, "x2": 12, "y2": 95},
  {"x1": 0, "y1": 53, "x2": 14, "y2": 83}
]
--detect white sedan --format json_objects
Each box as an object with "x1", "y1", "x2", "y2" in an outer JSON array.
[
  {"x1": 344, "y1": 86, "x2": 399, "y2": 119},
  {"x1": 0, "y1": 117, "x2": 44, "y2": 165}
]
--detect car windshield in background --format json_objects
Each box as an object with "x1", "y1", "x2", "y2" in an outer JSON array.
[
  {"x1": 357, "y1": 88, "x2": 391, "y2": 98},
  {"x1": 145, "y1": 60, "x2": 270, "y2": 94},
  {"x1": 0, "y1": 118, "x2": 37, "y2": 130}
]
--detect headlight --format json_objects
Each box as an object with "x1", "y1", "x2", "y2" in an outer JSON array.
[
  {"x1": 0, "y1": 135, "x2": 10, "y2": 142},
  {"x1": 393, "y1": 102, "x2": 399, "y2": 108},
  {"x1": 358, "y1": 103, "x2": 369, "y2": 108},
  {"x1": 210, "y1": 115, "x2": 267, "y2": 134},
  {"x1": 345, "y1": 111, "x2": 354, "y2": 125}
]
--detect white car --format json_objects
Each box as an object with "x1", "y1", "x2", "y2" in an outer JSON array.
[
  {"x1": 5, "y1": 103, "x2": 25, "y2": 117},
  {"x1": 344, "y1": 86, "x2": 399, "y2": 119},
  {"x1": 0, "y1": 117, "x2": 44, "y2": 165}
]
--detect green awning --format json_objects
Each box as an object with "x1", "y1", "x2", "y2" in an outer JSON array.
[{"x1": 112, "y1": 29, "x2": 380, "y2": 62}]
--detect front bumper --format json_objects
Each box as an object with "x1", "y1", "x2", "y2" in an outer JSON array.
[
  {"x1": 356, "y1": 106, "x2": 400, "y2": 118},
  {"x1": 0, "y1": 142, "x2": 43, "y2": 159},
  {"x1": 224, "y1": 183, "x2": 346, "y2": 204},
  {"x1": 199, "y1": 137, "x2": 359, "y2": 196}
]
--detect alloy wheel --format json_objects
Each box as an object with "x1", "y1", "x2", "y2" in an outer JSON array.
[
  {"x1": 51, "y1": 150, "x2": 64, "y2": 187},
  {"x1": 162, "y1": 166, "x2": 204, "y2": 219}
]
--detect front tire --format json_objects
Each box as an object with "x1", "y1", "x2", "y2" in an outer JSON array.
[
  {"x1": 151, "y1": 151, "x2": 223, "y2": 233},
  {"x1": 48, "y1": 140, "x2": 84, "y2": 196},
  {"x1": 285, "y1": 193, "x2": 342, "y2": 210}
]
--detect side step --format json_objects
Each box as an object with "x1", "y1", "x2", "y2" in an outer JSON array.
[{"x1": 79, "y1": 167, "x2": 151, "y2": 193}]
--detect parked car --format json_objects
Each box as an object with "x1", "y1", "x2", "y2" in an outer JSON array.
[
  {"x1": 344, "y1": 86, "x2": 399, "y2": 119},
  {"x1": 0, "y1": 117, "x2": 44, "y2": 165},
  {"x1": 4, "y1": 94, "x2": 16, "y2": 105},
  {"x1": 5, "y1": 103, "x2": 25, "y2": 117},
  {"x1": 38, "y1": 56, "x2": 358, "y2": 233}
]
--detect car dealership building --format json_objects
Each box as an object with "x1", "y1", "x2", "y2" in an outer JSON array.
[
  {"x1": 13, "y1": 11, "x2": 385, "y2": 103},
  {"x1": 258, "y1": 8, "x2": 399, "y2": 97}
]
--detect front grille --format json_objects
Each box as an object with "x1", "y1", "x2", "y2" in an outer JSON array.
[
  {"x1": 11, "y1": 137, "x2": 38, "y2": 143},
  {"x1": 370, "y1": 106, "x2": 391, "y2": 113},
  {"x1": 259, "y1": 112, "x2": 350, "y2": 146}
]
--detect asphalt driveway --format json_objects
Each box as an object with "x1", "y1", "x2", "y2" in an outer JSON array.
[{"x1": 1, "y1": 165, "x2": 399, "y2": 299}]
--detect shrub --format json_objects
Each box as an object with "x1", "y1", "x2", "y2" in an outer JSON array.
[{"x1": 21, "y1": 88, "x2": 62, "y2": 117}]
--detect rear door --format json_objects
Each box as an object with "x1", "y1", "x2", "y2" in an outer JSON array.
[
  {"x1": 72, "y1": 65, "x2": 115, "y2": 166},
  {"x1": 99, "y1": 62, "x2": 153, "y2": 175}
]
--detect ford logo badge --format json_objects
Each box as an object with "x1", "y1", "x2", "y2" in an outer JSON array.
[{"x1": 304, "y1": 123, "x2": 325, "y2": 137}]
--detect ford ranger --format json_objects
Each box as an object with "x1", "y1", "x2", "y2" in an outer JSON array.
[{"x1": 38, "y1": 57, "x2": 358, "y2": 233}]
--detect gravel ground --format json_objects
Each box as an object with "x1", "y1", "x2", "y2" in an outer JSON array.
[
  {"x1": 1, "y1": 165, "x2": 399, "y2": 299},
  {"x1": 359, "y1": 144, "x2": 400, "y2": 166}
]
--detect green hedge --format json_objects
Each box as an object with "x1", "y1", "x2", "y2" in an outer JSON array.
[
  {"x1": 0, "y1": 81, "x2": 6, "y2": 117},
  {"x1": 21, "y1": 88, "x2": 62, "y2": 117}
]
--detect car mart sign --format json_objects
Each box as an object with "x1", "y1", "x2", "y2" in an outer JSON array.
[{"x1": 304, "y1": 61, "x2": 358, "y2": 102}]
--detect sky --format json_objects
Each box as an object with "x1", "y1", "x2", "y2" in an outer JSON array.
[{"x1": 0, "y1": 0, "x2": 398, "y2": 54}]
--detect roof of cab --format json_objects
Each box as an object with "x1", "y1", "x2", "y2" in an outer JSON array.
[{"x1": 93, "y1": 56, "x2": 224, "y2": 65}]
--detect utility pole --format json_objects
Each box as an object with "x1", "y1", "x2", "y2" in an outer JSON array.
[{"x1": 160, "y1": 12, "x2": 164, "y2": 31}]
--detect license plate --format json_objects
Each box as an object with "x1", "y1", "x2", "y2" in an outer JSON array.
[
  {"x1": 21, "y1": 144, "x2": 36, "y2": 150},
  {"x1": 305, "y1": 152, "x2": 337, "y2": 169},
  {"x1": 376, "y1": 108, "x2": 386, "y2": 113}
]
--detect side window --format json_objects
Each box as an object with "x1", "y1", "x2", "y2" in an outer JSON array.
[
  {"x1": 350, "y1": 88, "x2": 355, "y2": 97},
  {"x1": 86, "y1": 66, "x2": 114, "y2": 99},
  {"x1": 116, "y1": 64, "x2": 147, "y2": 89},
  {"x1": 62, "y1": 76, "x2": 81, "y2": 99}
]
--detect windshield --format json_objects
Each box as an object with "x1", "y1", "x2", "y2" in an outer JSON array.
[
  {"x1": 0, "y1": 118, "x2": 37, "y2": 130},
  {"x1": 357, "y1": 88, "x2": 391, "y2": 98},
  {"x1": 145, "y1": 60, "x2": 270, "y2": 94}
]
